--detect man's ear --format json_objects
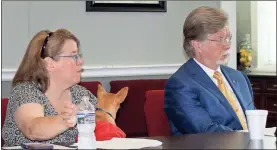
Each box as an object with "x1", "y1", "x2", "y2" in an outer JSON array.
[
  {"x1": 97, "y1": 84, "x2": 106, "y2": 97},
  {"x1": 116, "y1": 87, "x2": 129, "y2": 103},
  {"x1": 44, "y1": 57, "x2": 55, "y2": 72},
  {"x1": 191, "y1": 40, "x2": 202, "y2": 53}
]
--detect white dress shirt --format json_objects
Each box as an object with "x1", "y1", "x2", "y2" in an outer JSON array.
[{"x1": 193, "y1": 58, "x2": 247, "y2": 126}]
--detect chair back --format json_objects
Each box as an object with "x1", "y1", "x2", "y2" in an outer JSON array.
[
  {"x1": 1, "y1": 98, "x2": 8, "y2": 128},
  {"x1": 110, "y1": 79, "x2": 167, "y2": 137},
  {"x1": 144, "y1": 90, "x2": 171, "y2": 137},
  {"x1": 1, "y1": 98, "x2": 9, "y2": 146},
  {"x1": 78, "y1": 81, "x2": 101, "y2": 96}
]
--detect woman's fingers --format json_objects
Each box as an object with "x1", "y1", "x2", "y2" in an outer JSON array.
[
  {"x1": 61, "y1": 101, "x2": 78, "y2": 127},
  {"x1": 60, "y1": 112, "x2": 71, "y2": 121},
  {"x1": 72, "y1": 106, "x2": 78, "y2": 116},
  {"x1": 63, "y1": 101, "x2": 76, "y2": 115},
  {"x1": 61, "y1": 113, "x2": 77, "y2": 127},
  {"x1": 64, "y1": 101, "x2": 73, "y2": 109},
  {"x1": 63, "y1": 107, "x2": 73, "y2": 115}
]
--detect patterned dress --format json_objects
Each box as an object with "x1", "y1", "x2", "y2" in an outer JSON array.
[{"x1": 2, "y1": 81, "x2": 97, "y2": 147}]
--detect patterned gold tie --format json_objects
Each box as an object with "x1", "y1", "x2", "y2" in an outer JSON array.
[{"x1": 213, "y1": 71, "x2": 247, "y2": 130}]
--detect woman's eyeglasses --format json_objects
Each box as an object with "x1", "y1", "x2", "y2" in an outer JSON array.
[{"x1": 53, "y1": 53, "x2": 83, "y2": 62}]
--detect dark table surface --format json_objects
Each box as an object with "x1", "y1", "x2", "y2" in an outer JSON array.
[
  {"x1": 141, "y1": 132, "x2": 277, "y2": 149},
  {"x1": 3, "y1": 132, "x2": 275, "y2": 149}
]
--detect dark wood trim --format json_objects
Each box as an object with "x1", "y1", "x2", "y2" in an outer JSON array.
[
  {"x1": 248, "y1": 75, "x2": 277, "y2": 128},
  {"x1": 247, "y1": 74, "x2": 277, "y2": 78}
]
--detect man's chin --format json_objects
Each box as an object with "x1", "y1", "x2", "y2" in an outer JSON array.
[{"x1": 217, "y1": 57, "x2": 229, "y2": 65}]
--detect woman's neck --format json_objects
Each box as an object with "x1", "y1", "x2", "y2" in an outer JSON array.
[{"x1": 45, "y1": 80, "x2": 72, "y2": 112}]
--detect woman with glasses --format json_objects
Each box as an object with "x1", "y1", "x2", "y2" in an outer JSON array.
[
  {"x1": 164, "y1": 6, "x2": 255, "y2": 135},
  {"x1": 1, "y1": 29, "x2": 95, "y2": 146}
]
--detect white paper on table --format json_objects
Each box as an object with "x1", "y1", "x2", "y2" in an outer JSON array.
[
  {"x1": 96, "y1": 138, "x2": 162, "y2": 149},
  {"x1": 238, "y1": 127, "x2": 276, "y2": 136}
]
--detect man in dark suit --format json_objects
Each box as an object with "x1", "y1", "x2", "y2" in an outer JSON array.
[{"x1": 164, "y1": 6, "x2": 255, "y2": 135}]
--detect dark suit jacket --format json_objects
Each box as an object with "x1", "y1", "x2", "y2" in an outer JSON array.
[{"x1": 164, "y1": 58, "x2": 255, "y2": 135}]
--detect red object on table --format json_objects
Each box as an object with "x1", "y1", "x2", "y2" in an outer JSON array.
[
  {"x1": 76, "y1": 121, "x2": 126, "y2": 142},
  {"x1": 95, "y1": 121, "x2": 126, "y2": 141}
]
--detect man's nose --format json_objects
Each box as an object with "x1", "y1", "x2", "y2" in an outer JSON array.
[{"x1": 224, "y1": 43, "x2": 231, "y2": 50}]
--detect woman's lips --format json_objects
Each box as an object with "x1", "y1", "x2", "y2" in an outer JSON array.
[{"x1": 78, "y1": 69, "x2": 84, "y2": 73}]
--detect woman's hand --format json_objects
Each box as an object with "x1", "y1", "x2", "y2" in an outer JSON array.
[{"x1": 60, "y1": 101, "x2": 78, "y2": 128}]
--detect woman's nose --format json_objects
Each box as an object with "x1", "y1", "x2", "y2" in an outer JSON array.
[{"x1": 77, "y1": 57, "x2": 84, "y2": 65}]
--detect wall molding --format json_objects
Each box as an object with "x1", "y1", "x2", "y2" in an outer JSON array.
[{"x1": 1, "y1": 64, "x2": 182, "y2": 81}]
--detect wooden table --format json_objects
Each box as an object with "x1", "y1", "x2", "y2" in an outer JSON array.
[
  {"x1": 142, "y1": 132, "x2": 276, "y2": 149},
  {"x1": 2, "y1": 132, "x2": 276, "y2": 149}
]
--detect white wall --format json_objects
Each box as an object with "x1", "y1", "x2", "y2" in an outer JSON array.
[
  {"x1": 2, "y1": 1, "x2": 243, "y2": 97},
  {"x1": 236, "y1": 1, "x2": 276, "y2": 74},
  {"x1": 2, "y1": 1, "x2": 220, "y2": 69},
  {"x1": 220, "y1": 1, "x2": 237, "y2": 70},
  {"x1": 236, "y1": 1, "x2": 251, "y2": 50}
]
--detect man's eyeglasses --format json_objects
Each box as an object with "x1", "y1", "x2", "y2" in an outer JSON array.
[
  {"x1": 207, "y1": 34, "x2": 232, "y2": 45},
  {"x1": 53, "y1": 53, "x2": 83, "y2": 62}
]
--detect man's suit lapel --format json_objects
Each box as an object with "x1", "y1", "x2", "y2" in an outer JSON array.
[
  {"x1": 186, "y1": 59, "x2": 241, "y2": 124},
  {"x1": 221, "y1": 66, "x2": 247, "y2": 111}
]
